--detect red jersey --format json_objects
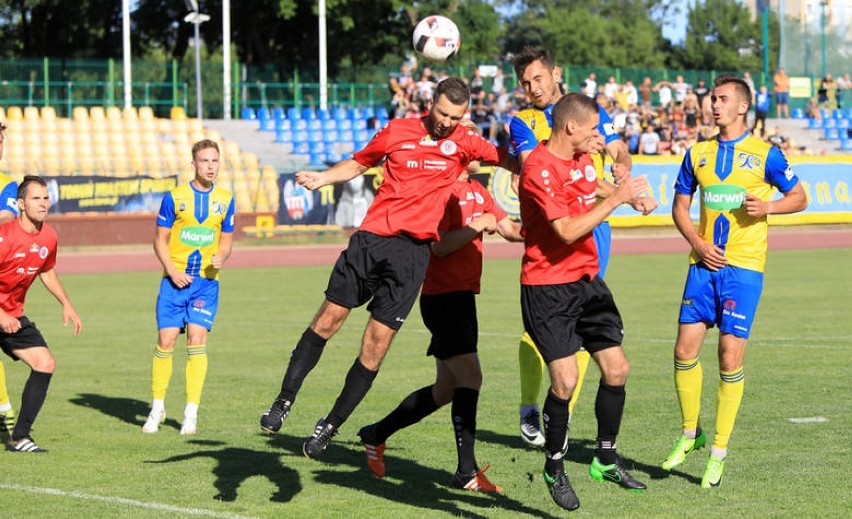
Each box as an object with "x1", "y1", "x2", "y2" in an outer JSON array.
[
  {"x1": 422, "y1": 179, "x2": 507, "y2": 295},
  {"x1": 519, "y1": 143, "x2": 599, "y2": 285},
  {"x1": 0, "y1": 220, "x2": 58, "y2": 317},
  {"x1": 353, "y1": 118, "x2": 502, "y2": 241}
]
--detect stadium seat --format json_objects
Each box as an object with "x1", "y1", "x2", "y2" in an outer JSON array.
[
  {"x1": 274, "y1": 129, "x2": 292, "y2": 144},
  {"x1": 122, "y1": 106, "x2": 138, "y2": 120},
  {"x1": 791, "y1": 108, "x2": 805, "y2": 119},
  {"x1": 323, "y1": 130, "x2": 339, "y2": 144},
  {"x1": 318, "y1": 108, "x2": 330, "y2": 121},
  {"x1": 241, "y1": 107, "x2": 257, "y2": 120},
  {"x1": 822, "y1": 117, "x2": 836, "y2": 129},
  {"x1": 807, "y1": 117, "x2": 820, "y2": 129},
  {"x1": 361, "y1": 107, "x2": 375, "y2": 119},
  {"x1": 272, "y1": 107, "x2": 285, "y2": 121},
  {"x1": 375, "y1": 107, "x2": 389, "y2": 120},
  {"x1": 332, "y1": 107, "x2": 347, "y2": 121},
  {"x1": 823, "y1": 127, "x2": 839, "y2": 140},
  {"x1": 287, "y1": 107, "x2": 301, "y2": 121},
  {"x1": 307, "y1": 119, "x2": 321, "y2": 130},
  {"x1": 321, "y1": 119, "x2": 337, "y2": 131},
  {"x1": 139, "y1": 106, "x2": 155, "y2": 120},
  {"x1": 40, "y1": 106, "x2": 57, "y2": 122},
  {"x1": 301, "y1": 107, "x2": 316, "y2": 120},
  {"x1": 5, "y1": 106, "x2": 23, "y2": 121},
  {"x1": 845, "y1": 109, "x2": 852, "y2": 120},
  {"x1": 838, "y1": 118, "x2": 850, "y2": 129},
  {"x1": 832, "y1": 109, "x2": 843, "y2": 119},
  {"x1": 347, "y1": 108, "x2": 362, "y2": 120},
  {"x1": 170, "y1": 106, "x2": 187, "y2": 120}
]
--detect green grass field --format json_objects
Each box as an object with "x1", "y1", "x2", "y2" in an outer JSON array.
[{"x1": 0, "y1": 248, "x2": 849, "y2": 518}]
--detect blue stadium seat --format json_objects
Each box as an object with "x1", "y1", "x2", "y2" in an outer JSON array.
[
  {"x1": 302, "y1": 107, "x2": 317, "y2": 120},
  {"x1": 838, "y1": 118, "x2": 850, "y2": 129},
  {"x1": 307, "y1": 130, "x2": 323, "y2": 143},
  {"x1": 293, "y1": 142, "x2": 310, "y2": 154},
  {"x1": 274, "y1": 130, "x2": 293, "y2": 143},
  {"x1": 323, "y1": 130, "x2": 339, "y2": 144},
  {"x1": 352, "y1": 119, "x2": 367, "y2": 130},
  {"x1": 823, "y1": 127, "x2": 839, "y2": 140},
  {"x1": 325, "y1": 150, "x2": 341, "y2": 163},
  {"x1": 308, "y1": 141, "x2": 325, "y2": 153},
  {"x1": 354, "y1": 129, "x2": 370, "y2": 142},
  {"x1": 241, "y1": 107, "x2": 256, "y2": 120},
  {"x1": 287, "y1": 107, "x2": 301, "y2": 120},
  {"x1": 322, "y1": 119, "x2": 337, "y2": 130},
  {"x1": 840, "y1": 136, "x2": 852, "y2": 151},
  {"x1": 818, "y1": 108, "x2": 829, "y2": 120},
  {"x1": 257, "y1": 107, "x2": 272, "y2": 131},
  {"x1": 272, "y1": 107, "x2": 285, "y2": 121},
  {"x1": 361, "y1": 107, "x2": 375, "y2": 119},
  {"x1": 347, "y1": 108, "x2": 362, "y2": 120},
  {"x1": 309, "y1": 151, "x2": 325, "y2": 166},
  {"x1": 338, "y1": 129, "x2": 353, "y2": 142},
  {"x1": 822, "y1": 117, "x2": 836, "y2": 129},
  {"x1": 832, "y1": 109, "x2": 843, "y2": 119},
  {"x1": 845, "y1": 109, "x2": 852, "y2": 119},
  {"x1": 292, "y1": 130, "x2": 307, "y2": 145},
  {"x1": 318, "y1": 108, "x2": 330, "y2": 121},
  {"x1": 275, "y1": 117, "x2": 292, "y2": 131},
  {"x1": 791, "y1": 108, "x2": 805, "y2": 119},
  {"x1": 337, "y1": 119, "x2": 352, "y2": 131},
  {"x1": 376, "y1": 107, "x2": 389, "y2": 120},
  {"x1": 307, "y1": 119, "x2": 322, "y2": 130},
  {"x1": 333, "y1": 107, "x2": 347, "y2": 120},
  {"x1": 292, "y1": 119, "x2": 307, "y2": 130},
  {"x1": 807, "y1": 117, "x2": 820, "y2": 129}
]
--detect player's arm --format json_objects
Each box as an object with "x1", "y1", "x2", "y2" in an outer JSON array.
[
  {"x1": 296, "y1": 159, "x2": 369, "y2": 191},
  {"x1": 212, "y1": 232, "x2": 233, "y2": 270},
  {"x1": 0, "y1": 180, "x2": 20, "y2": 224},
  {"x1": 430, "y1": 213, "x2": 498, "y2": 258},
  {"x1": 154, "y1": 225, "x2": 192, "y2": 288},
  {"x1": 495, "y1": 216, "x2": 523, "y2": 242},
  {"x1": 0, "y1": 211, "x2": 15, "y2": 224},
  {"x1": 0, "y1": 306, "x2": 20, "y2": 334},
  {"x1": 551, "y1": 176, "x2": 648, "y2": 244},
  {"x1": 742, "y1": 148, "x2": 808, "y2": 217},
  {"x1": 672, "y1": 192, "x2": 725, "y2": 271},
  {"x1": 38, "y1": 268, "x2": 82, "y2": 336}
]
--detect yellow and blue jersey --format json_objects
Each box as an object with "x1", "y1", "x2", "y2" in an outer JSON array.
[
  {"x1": 0, "y1": 173, "x2": 19, "y2": 217},
  {"x1": 675, "y1": 132, "x2": 799, "y2": 272},
  {"x1": 157, "y1": 182, "x2": 235, "y2": 280}
]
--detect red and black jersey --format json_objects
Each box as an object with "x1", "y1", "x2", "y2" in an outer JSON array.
[
  {"x1": 353, "y1": 118, "x2": 502, "y2": 241},
  {"x1": 519, "y1": 143, "x2": 599, "y2": 285},
  {"x1": 422, "y1": 179, "x2": 507, "y2": 295},
  {"x1": 0, "y1": 220, "x2": 58, "y2": 317}
]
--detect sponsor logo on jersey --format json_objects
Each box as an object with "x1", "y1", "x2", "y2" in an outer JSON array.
[
  {"x1": 474, "y1": 192, "x2": 484, "y2": 204},
  {"x1": 584, "y1": 165, "x2": 597, "y2": 182},
  {"x1": 440, "y1": 141, "x2": 457, "y2": 155},
  {"x1": 699, "y1": 157, "x2": 707, "y2": 168},
  {"x1": 702, "y1": 184, "x2": 746, "y2": 210},
  {"x1": 784, "y1": 167, "x2": 795, "y2": 181},
  {"x1": 179, "y1": 226, "x2": 217, "y2": 248},
  {"x1": 401, "y1": 143, "x2": 416, "y2": 150},
  {"x1": 39, "y1": 246, "x2": 49, "y2": 259},
  {"x1": 737, "y1": 152, "x2": 761, "y2": 169},
  {"x1": 14, "y1": 252, "x2": 25, "y2": 258},
  {"x1": 29, "y1": 243, "x2": 39, "y2": 253},
  {"x1": 212, "y1": 201, "x2": 225, "y2": 215}
]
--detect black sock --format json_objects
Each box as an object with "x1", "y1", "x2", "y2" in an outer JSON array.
[
  {"x1": 452, "y1": 387, "x2": 479, "y2": 475},
  {"x1": 278, "y1": 327, "x2": 327, "y2": 402},
  {"x1": 327, "y1": 358, "x2": 377, "y2": 428},
  {"x1": 12, "y1": 370, "x2": 52, "y2": 441},
  {"x1": 543, "y1": 389, "x2": 570, "y2": 476},
  {"x1": 595, "y1": 382, "x2": 626, "y2": 465},
  {"x1": 374, "y1": 385, "x2": 440, "y2": 443}
]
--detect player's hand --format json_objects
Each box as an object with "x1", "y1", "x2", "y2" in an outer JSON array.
[
  {"x1": 211, "y1": 254, "x2": 225, "y2": 269},
  {"x1": 588, "y1": 135, "x2": 606, "y2": 155},
  {"x1": 169, "y1": 272, "x2": 193, "y2": 289},
  {"x1": 614, "y1": 176, "x2": 650, "y2": 205},
  {"x1": 629, "y1": 196, "x2": 658, "y2": 215},
  {"x1": 295, "y1": 170, "x2": 327, "y2": 191},
  {"x1": 694, "y1": 242, "x2": 727, "y2": 271},
  {"x1": 63, "y1": 305, "x2": 83, "y2": 336},
  {"x1": 0, "y1": 314, "x2": 21, "y2": 334},
  {"x1": 472, "y1": 213, "x2": 498, "y2": 234},
  {"x1": 610, "y1": 163, "x2": 631, "y2": 184},
  {"x1": 742, "y1": 193, "x2": 769, "y2": 217}
]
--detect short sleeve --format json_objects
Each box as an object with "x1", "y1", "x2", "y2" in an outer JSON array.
[
  {"x1": 157, "y1": 192, "x2": 176, "y2": 228},
  {"x1": 764, "y1": 146, "x2": 799, "y2": 193},
  {"x1": 674, "y1": 149, "x2": 698, "y2": 196}
]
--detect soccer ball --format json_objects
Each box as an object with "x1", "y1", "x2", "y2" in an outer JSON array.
[{"x1": 412, "y1": 15, "x2": 460, "y2": 62}]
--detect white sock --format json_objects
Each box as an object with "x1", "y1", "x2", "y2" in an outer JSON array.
[
  {"x1": 683, "y1": 428, "x2": 698, "y2": 439},
  {"x1": 0, "y1": 403, "x2": 12, "y2": 412},
  {"x1": 710, "y1": 446, "x2": 727, "y2": 459},
  {"x1": 184, "y1": 402, "x2": 199, "y2": 419},
  {"x1": 151, "y1": 399, "x2": 165, "y2": 413}
]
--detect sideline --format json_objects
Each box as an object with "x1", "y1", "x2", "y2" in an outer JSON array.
[{"x1": 0, "y1": 483, "x2": 257, "y2": 519}]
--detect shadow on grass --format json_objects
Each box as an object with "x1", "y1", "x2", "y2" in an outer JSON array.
[
  {"x1": 267, "y1": 432, "x2": 562, "y2": 518},
  {"x1": 477, "y1": 428, "x2": 691, "y2": 484},
  {"x1": 146, "y1": 444, "x2": 301, "y2": 503},
  {"x1": 68, "y1": 393, "x2": 182, "y2": 433}
]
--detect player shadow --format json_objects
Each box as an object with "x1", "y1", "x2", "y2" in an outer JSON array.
[
  {"x1": 68, "y1": 393, "x2": 182, "y2": 432},
  {"x1": 267, "y1": 432, "x2": 561, "y2": 519},
  {"x1": 146, "y1": 443, "x2": 301, "y2": 503},
  {"x1": 477, "y1": 428, "x2": 682, "y2": 484}
]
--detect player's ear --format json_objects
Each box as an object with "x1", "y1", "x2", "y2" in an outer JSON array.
[{"x1": 553, "y1": 67, "x2": 563, "y2": 83}]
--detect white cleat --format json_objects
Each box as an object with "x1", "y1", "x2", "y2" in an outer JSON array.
[
  {"x1": 520, "y1": 408, "x2": 546, "y2": 448},
  {"x1": 142, "y1": 408, "x2": 166, "y2": 433},
  {"x1": 180, "y1": 415, "x2": 197, "y2": 436}
]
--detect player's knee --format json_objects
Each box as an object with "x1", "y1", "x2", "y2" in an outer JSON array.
[
  {"x1": 31, "y1": 352, "x2": 56, "y2": 373},
  {"x1": 601, "y1": 359, "x2": 630, "y2": 386}
]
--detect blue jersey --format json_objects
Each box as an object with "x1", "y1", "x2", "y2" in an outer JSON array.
[{"x1": 0, "y1": 173, "x2": 19, "y2": 217}]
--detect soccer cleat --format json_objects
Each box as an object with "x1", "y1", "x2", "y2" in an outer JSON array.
[
  {"x1": 141, "y1": 408, "x2": 166, "y2": 434},
  {"x1": 0, "y1": 408, "x2": 16, "y2": 443},
  {"x1": 701, "y1": 455, "x2": 725, "y2": 488},
  {"x1": 661, "y1": 428, "x2": 706, "y2": 470},
  {"x1": 543, "y1": 469, "x2": 580, "y2": 511},
  {"x1": 303, "y1": 417, "x2": 337, "y2": 460},
  {"x1": 358, "y1": 424, "x2": 386, "y2": 478},
  {"x1": 180, "y1": 414, "x2": 197, "y2": 436},
  {"x1": 260, "y1": 398, "x2": 291, "y2": 434},
  {"x1": 6, "y1": 436, "x2": 47, "y2": 453},
  {"x1": 450, "y1": 464, "x2": 503, "y2": 493},
  {"x1": 520, "y1": 407, "x2": 546, "y2": 447},
  {"x1": 589, "y1": 456, "x2": 647, "y2": 491}
]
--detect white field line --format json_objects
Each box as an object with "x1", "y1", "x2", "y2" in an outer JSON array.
[{"x1": 0, "y1": 483, "x2": 257, "y2": 519}]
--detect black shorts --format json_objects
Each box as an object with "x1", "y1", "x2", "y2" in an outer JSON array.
[
  {"x1": 0, "y1": 317, "x2": 48, "y2": 360},
  {"x1": 420, "y1": 291, "x2": 478, "y2": 360},
  {"x1": 325, "y1": 231, "x2": 431, "y2": 330},
  {"x1": 520, "y1": 276, "x2": 624, "y2": 364}
]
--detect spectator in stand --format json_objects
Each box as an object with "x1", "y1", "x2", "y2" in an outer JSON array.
[
  {"x1": 693, "y1": 79, "x2": 710, "y2": 108},
  {"x1": 435, "y1": 69, "x2": 449, "y2": 84},
  {"x1": 583, "y1": 72, "x2": 597, "y2": 98},
  {"x1": 672, "y1": 75, "x2": 691, "y2": 104},
  {"x1": 684, "y1": 92, "x2": 700, "y2": 132},
  {"x1": 753, "y1": 85, "x2": 771, "y2": 138},
  {"x1": 604, "y1": 75, "x2": 619, "y2": 104},
  {"x1": 671, "y1": 102, "x2": 686, "y2": 138},
  {"x1": 655, "y1": 80, "x2": 673, "y2": 110},
  {"x1": 622, "y1": 80, "x2": 638, "y2": 109},
  {"x1": 639, "y1": 77, "x2": 653, "y2": 109},
  {"x1": 470, "y1": 68, "x2": 484, "y2": 98},
  {"x1": 773, "y1": 68, "x2": 790, "y2": 118},
  {"x1": 512, "y1": 83, "x2": 529, "y2": 108},
  {"x1": 836, "y1": 73, "x2": 850, "y2": 109},
  {"x1": 492, "y1": 68, "x2": 505, "y2": 96},
  {"x1": 743, "y1": 72, "x2": 756, "y2": 104},
  {"x1": 639, "y1": 124, "x2": 661, "y2": 155},
  {"x1": 415, "y1": 72, "x2": 435, "y2": 102}
]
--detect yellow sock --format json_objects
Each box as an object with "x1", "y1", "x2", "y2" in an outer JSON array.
[
  {"x1": 0, "y1": 361, "x2": 10, "y2": 408},
  {"x1": 568, "y1": 349, "x2": 591, "y2": 415},
  {"x1": 674, "y1": 357, "x2": 703, "y2": 432},
  {"x1": 518, "y1": 332, "x2": 545, "y2": 407},
  {"x1": 151, "y1": 345, "x2": 174, "y2": 401},
  {"x1": 185, "y1": 345, "x2": 208, "y2": 406},
  {"x1": 714, "y1": 368, "x2": 745, "y2": 450}
]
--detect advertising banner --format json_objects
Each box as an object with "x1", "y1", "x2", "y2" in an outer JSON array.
[{"x1": 47, "y1": 175, "x2": 178, "y2": 214}]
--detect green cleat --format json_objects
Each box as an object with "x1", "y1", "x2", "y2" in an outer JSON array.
[
  {"x1": 701, "y1": 455, "x2": 725, "y2": 488},
  {"x1": 661, "y1": 428, "x2": 706, "y2": 470},
  {"x1": 589, "y1": 456, "x2": 647, "y2": 491}
]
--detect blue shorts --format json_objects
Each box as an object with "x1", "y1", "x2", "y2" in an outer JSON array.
[
  {"x1": 593, "y1": 221, "x2": 612, "y2": 279},
  {"x1": 776, "y1": 92, "x2": 789, "y2": 105},
  {"x1": 156, "y1": 276, "x2": 220, "y2": 331},
  {"x1": 678, "y1": 264, "x2": 763, "y2": 339}
]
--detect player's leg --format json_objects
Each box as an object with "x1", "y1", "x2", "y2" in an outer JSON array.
[
  {"x1": 145, "y1": 277, "x2": 186, "y2": 433},
  {"x1": 542, "y1": 355, "x2": 580, "y2": 510},
  {"x1": 518, "y1": 331, "x2": 545, "y2": 447},
  {"x1": 180, "y1": 278, "x2": 221, "y2": 435},
  {"x1": 6, "y1": 337, "x2": 54, "y2": 452},
  {"x1": 0, "y1": 361, "x2": 15, "y2": 442}
]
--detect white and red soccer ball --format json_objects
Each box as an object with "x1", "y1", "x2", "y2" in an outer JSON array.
[{"x1": 412, "y1": 15, "x2": 461, "y2": 63}]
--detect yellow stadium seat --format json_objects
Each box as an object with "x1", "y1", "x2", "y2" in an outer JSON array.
[
  {"x1": 243, "y1": 153, "x2": 259, "y2": 170},
  {"x1": 57, "y1": 118, "x2": 73, "y2": 135},
  {"x1": 170, "y1": 106, "x2": 187, "y2": 120},
  {"x1": 244, "y1": 166, "x2": 261, "y2": 180},
  {"x1": 41, "y1": 106, "x2": 57, "y2": 121},
  {"x1": 23, "y1": 106, "x2": 40, "y2": 121},
  {"x1": 188, "y1": 119, "x2": 204, "y2": 133},
  {"x1": 205, "y1": 130, "x2": 221, "y2": 143},
  {"x1": 106, "y1": 106, "x2": 122, "y2": 121},
  {"x1": 138, "y1": 106, "x2": 154, "y2": 120},
  {"x1": 72, "y1": 106, "x2": 89, "y2": 121},
  {"x1": 122, "y1": 106, "x2": 138, "y2": 120},
  {"x1": 5, "y1": 106, "x2": 23, "y2": 121},
  {"x1": 43, "y1": 157, "x2": 61, "y2": 176},
  {"x1": 90, "y1": 106, "x2": 106, "y2": 121}
]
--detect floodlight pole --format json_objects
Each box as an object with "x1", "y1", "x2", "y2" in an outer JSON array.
[
  {"x1": 820, "y1": 0, "x2": 827, "y2": 78},
  {"x1": 185, "y1": 9, "x2": 211, "y2": 118},
  {"x1": 122, "y1": 0, "x2": 132, "y2": 109}
]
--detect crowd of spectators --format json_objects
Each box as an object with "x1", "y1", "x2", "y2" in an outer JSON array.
[{"x1": 387, "y1": 60, "x2": 848, "y2": 158}]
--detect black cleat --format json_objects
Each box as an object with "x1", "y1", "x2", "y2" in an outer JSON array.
[
  {"x1": 6, "y1": 436, "x2": 48, "y2": 453},
  {"x1": 543, "y1": 469, "x2": 580, "y2": 511},
  {"x1": 303, "y1": 417, "x2": 337, "y2": 459},
  {"x1": 260, "y1": 399, "x2": 291, "y2": 434},
  {"x1": 589, "y1": 456, "x2": 647, "y2": 491}
]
